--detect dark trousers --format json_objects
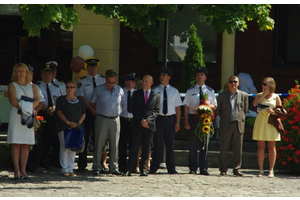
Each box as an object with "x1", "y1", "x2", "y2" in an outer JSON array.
[
  {"x1": 150, "y1": 115, "x2": 175, "y2": 172},
  {"x1": 38, "y1": 110, "x2": 60, "y2": 168},
  {"x1": 188, "y1": 114, "x2": 209, "y2": 171},
  {"x1": 78, "y1": 110, "x2": 95, "y2": 170},
  {"x1": 126, "y1": 125, "x2": 154, "y2": 173},
  {"x1": 118, "y1": 117, "x2": 133, "y2": 172}
]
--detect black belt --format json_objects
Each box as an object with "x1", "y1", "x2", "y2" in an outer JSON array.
[
  {"x1": 158, "y1": 114, "x2": 175, "y2": 119},
  {"x1": 98, "y1": 114, "x2": 118, "y2": 119},
  {"x1": 121, "y1": 117, "x2": 132, "y2": 121}
]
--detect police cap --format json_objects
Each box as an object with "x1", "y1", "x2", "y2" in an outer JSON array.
[
  {"x1": 122, "y1": 72, "x2": 136, "y2": 81},
  {"x1": 85, "y1": 58, "x2": 99, "y2": 66},
  {"x1": 45, "y1": 61, "x2": 58, "y2": 70},
  {"x1": 194, "y1": 67, "x2": 208, "y2": 76},
  {"x1": 160, "y1": 67, "x2": 173, "y2": 76}
]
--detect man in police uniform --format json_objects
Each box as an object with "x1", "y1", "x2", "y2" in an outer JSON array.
[
  {"x1": 118, "y1": 72, "x2": 136, "y2": 173},
  {"x1": 149, "y1": 67, "x2": 182, "y2": 174},
  {"x1": 183, "y1": 67, "x2": 217, "y2": 175},
  {"x1": 45, "y1": 61, "x2": 66, "y2": 96},
  {"x1": 76, "y1": 58, "x2": 106, "y2": 172},
  {"x1": 90, "y1": 69, "x2": 124, "y2": 176},
  {"x1": 37, "y1": 67, "x2": 62, "y2": 168}
]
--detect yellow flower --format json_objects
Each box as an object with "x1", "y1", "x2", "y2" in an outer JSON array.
[
  {"x1": 203, "y1": 118, "x2": 210, "y2": 125},
  {"x1": 201, "y1": 113, "x2": 208, "y2": 118},
  {"x1": 202, "y1": 125, "x2": 210, "y2": 133}
]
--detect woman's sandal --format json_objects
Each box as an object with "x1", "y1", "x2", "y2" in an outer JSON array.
[
  {"x1": 268, "y1": 170, "x2": 274, "y2": 178},
  {"x1": 20, "y1": 174, "x2": 28, "y2": 179},
  {"x1": 257, "y1": 170, "x2": 263, "y2": 177}
]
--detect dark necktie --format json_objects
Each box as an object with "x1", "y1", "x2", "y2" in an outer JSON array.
[
  {"x1": 145, "y1": 90, "x2": 148, "y2": 105},
  {"x1": 92, "y1": 77, "x2": 96, "y2": 88},
  {"x1": 199, "y1": 86, "x2": 204, "y2": 101},
  {"x1": 127, "y1": 90, "x2": 132, "y2": 113},
  {"x1": 46, "y1": 84, "x2": 53, "y2": 107},
  {"x1": 163, "y1": 86, "x2": 168, "y2": 115}
]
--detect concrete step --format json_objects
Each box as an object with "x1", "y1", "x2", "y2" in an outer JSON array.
[{"x1": 175, "y1": 140, "x2": 258, "y2": 153}]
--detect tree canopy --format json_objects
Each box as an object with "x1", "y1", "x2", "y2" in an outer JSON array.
[{"x1": 19, "y1": 4, "x2": 275, "y2": 47}]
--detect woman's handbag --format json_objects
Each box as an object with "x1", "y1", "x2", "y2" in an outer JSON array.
[
  {"x1": 268, "y1": 106, "x2": 287, "y2": 133},
  {"x1": 32, "y1": 114, "x2": 41, "y2": 129},
  {"x1": 64, "y1": 127, "x2": 85, "y2": 153}
]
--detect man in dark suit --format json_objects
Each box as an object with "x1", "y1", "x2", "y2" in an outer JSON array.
[
  {"x1": 123, "y1": 75, "x2": 160, "y2": 177},
  {"x1": 216, "y1": 75, "x2": 248, "y2": 176}
]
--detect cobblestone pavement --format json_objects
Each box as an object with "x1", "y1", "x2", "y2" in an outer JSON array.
[{"x1": 0, "y1": 163, "x2": 300, "y2": 197}]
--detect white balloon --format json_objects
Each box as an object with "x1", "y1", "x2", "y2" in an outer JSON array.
[{"x1": 78, "y1": 45, "x2": 94, "y2": 59}]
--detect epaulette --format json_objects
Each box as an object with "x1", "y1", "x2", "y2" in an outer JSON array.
[
  {"x1": 53, "y1": 83, "x2": 60, "y2": 88},
  {"x1": 152, "y1": 85, "x2": 159, "y2": 90},
  {"x1": 36, "y1": 80, "x2": 42, "y2": 85},
  {"x1": 100, "y1": 75, "x2": 105, "y2": 78},
  {"x1": 187, "y1": 86, "x2": 194, "y2": 91},
  {"x1": 80, "y1": 75, "x2": 87, "y2": 80},
  {"x1": 206, "y1": 86, "x2": 214, "y2": 92}
]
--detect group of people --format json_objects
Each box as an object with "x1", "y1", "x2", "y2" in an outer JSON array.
[{"x1": 6, "y1": 59, "x2": 283, "y2": 179}]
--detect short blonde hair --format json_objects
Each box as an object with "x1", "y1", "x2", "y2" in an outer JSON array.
[
  {"x1": 262, "y1": 77, "x2": 276, "y2": 93},
  {"x1": 11, "y1": 63, "x2": 32, "y2": 83},
  {"x1": 136, "y1": 80, "x2": 143, "y2": 90}
]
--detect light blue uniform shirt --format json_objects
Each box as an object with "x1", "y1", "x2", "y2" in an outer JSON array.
[
  {"x1": 183, "y1": 84, "x2": 217, "y2": 114},
  {"x1": 120, "y1": 87, "x2": 136, "y2": 118},
  {"x1": 152, "y1": 84, "x2": 182, "y2": 116},
  {"x1": 90, "y1": 83, "x2": 124, "y2": 117}
]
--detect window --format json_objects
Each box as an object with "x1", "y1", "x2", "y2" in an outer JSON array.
[
  {"x1": 0, "y1": 4, "x2": 21, "y2": 15},
  {"x1": 275, "y1": 5, "x2": 300, "y2": 66},
  {"x1": 158, "y1": 5, "x2": 217, "y2": 63}
]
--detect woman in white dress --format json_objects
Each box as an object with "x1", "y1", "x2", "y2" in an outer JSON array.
[{"x1": 7, "y1": 63, "x2": 39, "y2": 179}]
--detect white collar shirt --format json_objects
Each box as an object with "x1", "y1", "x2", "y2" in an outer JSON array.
[
  {"x1": 183, "y1": 84, "x2": 217, "y2": 114},
  {"x1": 152, "y1": 84, "x2": 183, "y2": 116}
]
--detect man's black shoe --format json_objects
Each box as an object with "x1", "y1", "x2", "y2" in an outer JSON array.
[
  {"x1": 200, "y1": 170, "x2": 210, "y2": 175},
  {"x1": 233, "y1": 169, "x2": 243, "y2": 176},
  {"x1": 111, "y1": 170, "x2": 123, "y2": 175},
  {"x1": 100, "y1": 170, "x2": 109, "y2": 174},
  {"x1": 93, "y1": 170, "x2": 99, "y2": 176},
  {"x1": 168, "y1": 170, "x2": 178, "y2": 174},
  {"x1": 220, "y1": 171, "x2": 227, "y2": 176},
  {"x1": 123, "y1": 171, "x2": 131, "y2": 176},
  {"x1": 77, "y1": 168, "x2": 85, "y2": 172},
  {"x1": 140, "y1": 171, "x2": 148, "y2": 176},
  {"x1": 189, "y1": 170, "x2": 197, "y2": 174},
  {"x1": 149, "y1": 170, "x2": 157, "y2": 174}
]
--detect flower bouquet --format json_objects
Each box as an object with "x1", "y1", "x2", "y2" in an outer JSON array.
[{"x1": 194, "y1": 94, "x2": 215, "y2": 148}]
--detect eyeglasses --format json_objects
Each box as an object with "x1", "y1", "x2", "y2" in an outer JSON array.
[
  {"x1": 66, "y1": 86, "x2": 75, "y2": 89},
  {"x1": 229, "y1": 81, "x2": 238, "y2": 83},
  {"x1": 261, "y1": 83, "x2": 268, "y2": 86}
]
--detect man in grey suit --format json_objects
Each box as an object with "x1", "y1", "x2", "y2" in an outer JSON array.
[
  {"x1": 215, "y1": 75, "x2": 248, "y2": 176},
  {"x1": 123, "y1": 75, "x2": 160, "y2": 177}
]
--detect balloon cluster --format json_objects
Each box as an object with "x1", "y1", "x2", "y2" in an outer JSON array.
[{"x1": 70, "y1": 45, "x2": 96, "y2": 79}]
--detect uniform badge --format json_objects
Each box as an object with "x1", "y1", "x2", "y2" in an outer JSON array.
[
  {"x1": 77, "y1": 83, "x2": 82, "y2": 88},
  {"x1": 53, "y1": 96, "x2": 57, "y2": 102}
]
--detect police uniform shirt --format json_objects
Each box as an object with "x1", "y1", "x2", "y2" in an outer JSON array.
[
  {"x1": 90, "y1": 83, "x2": 124, "y2": 117},
  {"x1": 76, "y1": 74, "x2": 105, "y2": 103},
  {"x1": 32, "y1": 83, "x2": 45, "y2": 102},
  {"x1": 183, "y1": 84, "x2": 217, "y2": 114},
  {"x1": 153, "y1": 84, "x2": 183, "y2": 116},
  {"x1": 37, "y1": 81, "x2": 61, "y2": 108},
  {"x1": 120, "y1": 87, "x2": 136, "y2": 118},
  {"x1": 53, "y1": 78, "x2": 66, "y2": 96}
]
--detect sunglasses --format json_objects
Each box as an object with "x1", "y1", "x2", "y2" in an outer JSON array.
[
  {"x1": 66, "y1": 86, "x2": 75, "y2": 89},
  {"x1": 229, "y1": 81, "x2": 237, "y2": 83},
  {"x1": 261, "y1": 83, "x2": 268, "y2": 86}
]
